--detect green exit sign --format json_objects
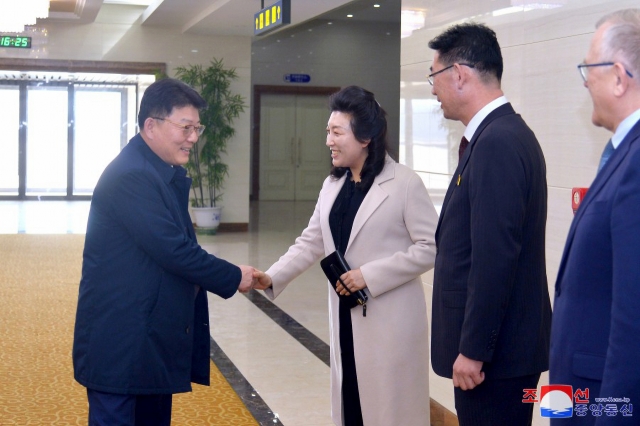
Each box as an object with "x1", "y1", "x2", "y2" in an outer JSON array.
[{"x1": 254, "y1": 0, "x2": 290, "y2": 36}]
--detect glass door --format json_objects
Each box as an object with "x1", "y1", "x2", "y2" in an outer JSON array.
[
  {"x1": 73, "y1": 87, "x2": 130, "y2": 195},
  {"x1": 0, "y1": 85, "x2": 20, "y2": 195},
  {"x1": 26, "y1": 85, "x2": 69, "y2": 196},
  {"x1": 0, "y1": 75, "x2": 145, "y2": 200}
]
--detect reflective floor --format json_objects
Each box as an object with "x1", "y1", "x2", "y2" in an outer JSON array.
[
  {"x1": 0, "y1": 201, "x2": 92, "y2": 234},
  {"x1": 0, "y1": 200, "x2": 333, "y2": 425}
]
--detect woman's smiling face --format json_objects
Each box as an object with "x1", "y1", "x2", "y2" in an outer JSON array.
[{"x1": 325, "y1": 111, "x2": 369, "y2": 176}]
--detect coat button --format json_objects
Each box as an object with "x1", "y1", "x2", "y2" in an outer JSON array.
[{"x1": 185, "y1": 326, "x2": 190, "y2": 334}]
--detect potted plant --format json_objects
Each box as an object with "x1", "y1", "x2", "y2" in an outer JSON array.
[{"x1": 175, "y1": 58, "x2": 245, "y2": 234}]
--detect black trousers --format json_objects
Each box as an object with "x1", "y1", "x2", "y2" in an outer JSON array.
[
  {"x1": 339, "y1": 297, "x2": 364, "y2": 426},
  {"x1": 454, "y1": 373, "x2": 541, "y2": 426},
  {"x1": 87, "y1": 388, "x2": 172, "y2": 426}
]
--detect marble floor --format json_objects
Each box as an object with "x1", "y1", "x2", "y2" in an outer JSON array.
[
  {"x1": 0, "y1": 200, "x2": 334, "y2": 426},
  {"x1": 1, "y1": 200, "x2": 556, "y2": 426}
]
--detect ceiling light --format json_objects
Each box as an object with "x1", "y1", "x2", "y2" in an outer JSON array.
[
  {"x1": 493, "y1": 6, "x2": 525, "y2": 16},
  {"x1": 495, "y1": 0, "x2": 566, "y2": 16},
  {"x1": 0, "y1": 0, "x2": 50, "y2": 33},
  {"x1": 347, "y1": 14, "x2": 353, "y2": 18},
  {"x1": 103, "y1": 0, "x2": 155, "y2": 4},
  {"x1": 510, "y1": 0, "x2": 566, "y2": 8},
  {"x1": 374, "y1": 4, "x2": 381, "y2": 7},
  {"x1": 401, "y1": 10, "x2": 426, "y2": 38}
]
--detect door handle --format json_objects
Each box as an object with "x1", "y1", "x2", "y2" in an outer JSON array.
[
  {"x1": 290, "y1": 137, "x2": 295, "y2": 166},
  {"x1": 297, "y1": 137, "x2": 302, "y2": 167}
]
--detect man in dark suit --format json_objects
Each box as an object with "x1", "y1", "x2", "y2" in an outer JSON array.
[
  {"x1": 550, "y1": 9, "x2": 640, "y2": 425},
  {"x1": 428, "y1": 23, "x2": 551, "y2": 425},
  {"x1": 72, "y1": 78, "x2": 255, "y2": 425}
]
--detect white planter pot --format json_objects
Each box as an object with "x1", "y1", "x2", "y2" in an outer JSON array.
[{"x1": 192, "y1": 206, "x2": 222, "y2": 233}]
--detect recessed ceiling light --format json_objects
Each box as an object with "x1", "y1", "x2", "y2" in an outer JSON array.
[
  {"x1": 103, "y1": 0, "x2": 154, "y2": 5},
  {"x1": 347, "y1": 14, "x2": 353, "y2": 18},
  {"x1": 328, "y1": 22, "x2": 333, "y2": 25},
  {"x1": 374, "y1": 4, "x2": 380, "y2": 7}
]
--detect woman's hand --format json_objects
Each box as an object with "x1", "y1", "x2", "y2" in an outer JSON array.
[
  {"x1": 335, "y1": 268, "x2": 367, "y2": 295},
  {"x1": 252, "y1": 269, "x2": 273, "y2": 290}
]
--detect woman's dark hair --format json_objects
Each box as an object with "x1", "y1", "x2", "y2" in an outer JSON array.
[
  {"x1": 138, "y1": 78, "x2": 207, "y2": 131},
  {"x1": 329, "y1": 85, "x2": 388, "y2": 192}
]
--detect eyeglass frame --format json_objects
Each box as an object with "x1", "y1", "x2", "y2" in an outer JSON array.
[
  {"x1": 577, "y1": 61, "x2": 634, "y2": 83},
  {"x1": 151, "y1": 117, "x2": 206, "y2": 137},
  {"x1": 427, "y1": 63, "x2": 475, "y2": 85}
]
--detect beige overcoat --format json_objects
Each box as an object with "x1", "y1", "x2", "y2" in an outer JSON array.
[{"x1": 264, "y1": 156, "x2": 438, "y2": 426}]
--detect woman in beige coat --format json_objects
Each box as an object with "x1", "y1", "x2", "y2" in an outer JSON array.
[{"x1": 254, "y1": 86, "x2": 438, "y2": 426}]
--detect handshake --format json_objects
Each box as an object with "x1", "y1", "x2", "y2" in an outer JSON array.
[
  {"x1": 236, "y1": 264, "x2": 368, "y2": 296},
  {"x1": 237, "y1": 265, "x2": 273, "y2": 293}
]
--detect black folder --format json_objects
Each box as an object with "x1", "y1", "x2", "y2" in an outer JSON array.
[{"x1": 320, "y1": 251, "x2": 368, "y2": 313}]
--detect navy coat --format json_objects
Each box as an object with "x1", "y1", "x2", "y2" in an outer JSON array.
[
  {"x1": 550, "y1": 119, "x2": 640, "y2": 424},
  {"x1": 73, "y1": 134, "x2": 240, "y2": 394},
  {"x1": 431, "y1": 103, "x2": 552, "y2": 380}
]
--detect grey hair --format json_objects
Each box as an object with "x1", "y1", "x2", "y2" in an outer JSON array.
[{"x1": 596, "y1": 9, "x2": 640, "y2": 78}]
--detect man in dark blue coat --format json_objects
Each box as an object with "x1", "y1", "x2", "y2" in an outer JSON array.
[
  {"x1": 550, "y1": 9, "x2": 640, "y2": 425},
  {"x1": 72, "y1": 78, "x2": 255, "y2": 425}
]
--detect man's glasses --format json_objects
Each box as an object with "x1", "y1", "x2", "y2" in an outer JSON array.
[
  {"x1": 152, "y1": 117, "x2": 206, "y2": 137},
  {"x1": 577, "y1": 61, "x2": 634, "y2": 82},
  {"x1": 427, "y1": 63, "x2": 475, "y2": 85}
]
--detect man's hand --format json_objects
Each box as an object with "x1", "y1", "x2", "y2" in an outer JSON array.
[
  {"x1": 335, "y1": 268, "x2": 367, "y2": 295},
  {"x1": 452, "y1": 353, "x2": 485, "y2": 390},
  {"x1": 252, "y1": 269, "x2": 273, "y2": 290},
  {"x1": 237, "y1": 265, "x2": 255, "y2": 293}
]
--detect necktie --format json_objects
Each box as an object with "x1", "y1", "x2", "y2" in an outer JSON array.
[
  {"x1": 597, "y1": 139, "x2": 614, "y2": 172},
  {"x1": 459, "y1": 136, "x2": 470, "y2": 161}
]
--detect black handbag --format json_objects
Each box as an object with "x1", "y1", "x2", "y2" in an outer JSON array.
[{"x1": 320, "y1": 251, "x2": 368, "y2": 316}]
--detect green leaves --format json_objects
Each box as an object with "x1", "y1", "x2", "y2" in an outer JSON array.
[{"x1": 175, "y1": 58, "x2": 245, "y2": 207}]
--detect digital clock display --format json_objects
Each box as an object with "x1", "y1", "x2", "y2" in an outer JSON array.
[{"x1": 0, "y1": 36, "x2": 32, "y2": 49}]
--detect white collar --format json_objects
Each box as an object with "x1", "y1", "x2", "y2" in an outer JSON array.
[
  {"x1": 612, "y1": 108, "x2": 640, "y2": 149},
  {"x1": 464, "y1": 96, "x2": 509, "y2": 141}
]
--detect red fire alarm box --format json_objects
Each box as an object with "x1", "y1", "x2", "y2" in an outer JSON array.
[{"x1": 572, "y1": 187, "x2": 589, "y2": 215}]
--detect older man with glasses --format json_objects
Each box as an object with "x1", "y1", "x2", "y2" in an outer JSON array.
[
  {"x1": 550, "y1": 9, "x2": 640, "y2": 425},
  {"x1": 72, "y1": 78, "x2": 256, "y2": 426}
]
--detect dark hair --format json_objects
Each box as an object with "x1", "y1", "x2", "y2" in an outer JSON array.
[
  {"x1": 138, "y1": 78, "x2": 207, "y2": 131},
  {"x1": 329, "y1": 85, "x2": 388, "y2": 192},
  {"x1": 428, "y1": 23, "x2": 503, "y2": 83}
]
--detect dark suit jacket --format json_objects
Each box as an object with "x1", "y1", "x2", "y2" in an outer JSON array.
[
  {"x1": 73, "y1": 134, "x2": 240, "y2": 394},
  {"x1": 431, "y1": 103, "x2": 552, "y2": 380},
  {"x1": 550, "y1": 119, "x2": 640, "y2": 424}
]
